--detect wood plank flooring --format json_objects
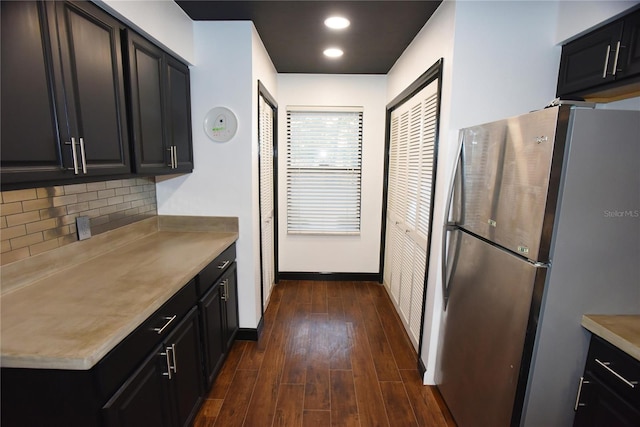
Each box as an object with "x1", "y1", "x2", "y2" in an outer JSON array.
[{"x1": 193, "y1": 280, "x2": 456, "y2": 427}]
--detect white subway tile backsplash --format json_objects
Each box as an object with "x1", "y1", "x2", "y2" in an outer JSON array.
[{"x1": 0, "y1": 177, "x2": 156, "y2": 265}]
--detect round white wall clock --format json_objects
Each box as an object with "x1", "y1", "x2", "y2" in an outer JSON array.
[{"x1": 204, "y1": 107, "x2": 238, "y2": 142}]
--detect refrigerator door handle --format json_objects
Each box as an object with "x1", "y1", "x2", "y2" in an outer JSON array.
[{"x1": 442, "y1": 133, "x2": 464, "y2": 309}]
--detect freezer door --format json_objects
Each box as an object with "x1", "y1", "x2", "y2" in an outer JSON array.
[
  {"x1": 436, "y1": 230, "x2": 547, "y2": 427},
  {"x1": 456, "y1": 106, "x2": 567, "y2": 262}
]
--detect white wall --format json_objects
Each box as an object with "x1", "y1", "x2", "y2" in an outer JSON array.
[
  {"x1": 556, "y1": 0, "x2": 640, "y2": 44},
  {"x1": 277, "y1": 74, "x2": 387, "y2": 273},
  {"x1": 386, "y1": 0, "x2": 457, "y2": 385},
  {"x1": 251, "y1": 26, "x2": 279, "y2": 311},
  {"x1": 388, "y1": 0, "x2": 564, "y2": 384},
  {"x1": 155, "y1": 21, "x2": 260, "y2": 329},
  {"x1": 97, "y1": 0, "x2": 194, "y2": 63}
]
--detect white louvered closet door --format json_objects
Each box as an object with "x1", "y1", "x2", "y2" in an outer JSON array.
[
  {"x1": 259, "y1": 94, "x2": 275, "y2": 309},
  {"x1": 384, "y1": 80, "x2": 439, "y2": 350}
]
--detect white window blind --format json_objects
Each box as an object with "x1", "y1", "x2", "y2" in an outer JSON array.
[{"x1": 286, "y1": 108, "x2": 363, "y2": 234}]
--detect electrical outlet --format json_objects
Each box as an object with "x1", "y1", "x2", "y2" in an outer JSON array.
[{"x1": 76, "y1": 216, "x2": 91, "y2": 240}]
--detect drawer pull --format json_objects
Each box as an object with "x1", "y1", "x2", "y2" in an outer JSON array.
[
  {"x1": 218, "y1": 260, "x2": 230, "y2": 270},
  {"x1": 153, "y1": 315, "x2": 177, "y2": 335},
  {"x1": 595, "y1": 358, "x2": 638, "y2": 388}
]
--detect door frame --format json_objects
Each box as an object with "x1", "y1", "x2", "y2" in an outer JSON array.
[
  {"x1": 257, "y1": 80, "x2": 279, "y2": 315},
  {"x1": 378, "y1": 59, "x2": 443, "y2": 367}
]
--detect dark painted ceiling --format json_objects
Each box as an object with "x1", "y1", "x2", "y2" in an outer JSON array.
[{"x1": 175, "y1": 1, "x2": 442, "y2": 74}]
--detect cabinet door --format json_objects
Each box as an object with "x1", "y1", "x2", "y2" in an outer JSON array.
[
  {"x1": 557, "y1": 21, "x2": 624, "y2": 97},
  {"x1": 164, "y1": 307, "x2": 204, "y2": 427},
  {"x1": 55, "y1": 1, "x2": 130, "y2": 177},
  {"x1": 573, "y1": 373, "x2": 640, "y2": 427},
  {"x1": 166, "y1": 56, "x2": 194, "y2": 173},
  {"x1": 200, "y1": 283, "x2": 225, "y2": 387},
  {"x1": 222, "y1": 263, "x2": 239, "y2": 352},
  {"x1": 102, "y1": 344, "x2": 173, "y2": 427},
  {"x1": 0, "y1": 1, "x2": 71, "y2": 185},
  {"x1": 618, "y1": 10, "x2": 640, "y2": 78},
  {"x1": 126, "y1": 31, "x2": 170, "y2": 174}
]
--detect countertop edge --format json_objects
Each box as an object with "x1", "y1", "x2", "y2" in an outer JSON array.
[{"x1": 581, "y1": 315, "x2": 640, "y2": 362}]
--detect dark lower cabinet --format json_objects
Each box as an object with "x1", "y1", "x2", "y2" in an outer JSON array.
[
  {"x1": 200, "y1": 281, "x2": 226, "y2": 386},
  {"x1": 222, "y1": 263, "x2": 240, "y2": 352},
  {"x1": 102, "y1": 344, "x2": 173, "y2": 427},
  {"x1": 574, "y1": 336, "x2": 640, "y2": 427},
  {"x1": 103, "y1": 306, "x2": 203, "y2": 427},
  {"x1": 199, "y1": 258, "x2": 239, "y2": 387},
  {"x1": 574, "y1": 372, "x2": 640, "y2": 427},
  {"x1": 0, "y1": 245, "x2": 238, "y2": 427}
]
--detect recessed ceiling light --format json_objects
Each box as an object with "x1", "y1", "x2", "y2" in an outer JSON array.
[
  {"x1": 324, "y1": 16, "x2": 350, "y2": 30},
  {"x1": 323, "y1": 48, "x2": 344, "y2": 58}
]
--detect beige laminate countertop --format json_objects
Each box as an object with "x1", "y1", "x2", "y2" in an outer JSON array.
[
  {"x1": 581, "y1": 315, "x2": 640, "y2": 361},
  {"x1": 0, "y1": 216, "x2": 238, "y2": 371}
]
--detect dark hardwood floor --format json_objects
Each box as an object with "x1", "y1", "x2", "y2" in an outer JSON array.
[{"x1": 193, "y1": 280, "x2": 456, "y2": 426}]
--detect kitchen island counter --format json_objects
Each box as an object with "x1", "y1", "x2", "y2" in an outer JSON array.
[
  {"x1": 0, "y1": 216, "x2": 238, "y2": 370},
  {"x1": 581, "y1": 314, "x2": 640, "y2": 362}
]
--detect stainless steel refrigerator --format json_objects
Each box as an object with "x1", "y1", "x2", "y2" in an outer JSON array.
[{"x1": 435, "y1": 105, "x2": 640, "y2": 427}]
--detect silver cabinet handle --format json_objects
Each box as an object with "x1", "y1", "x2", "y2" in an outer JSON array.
[
  {"x1": 612, "y1": 41, "x2": 622, "y2": 76},
  {"x1": 69, "y1": 137, "x2": 79, "y2": 174},
  {"x1": 170, "y1": 343, "x2": 177, "y2": 374},
  {"x1": 161, "y1": 348, "x2": 173, "y2": 379},
  {"x1": 153, "y1": 315, "x2": 177, "y2": 334},
  {"x1": 172, "y1": 146, "x2": 177, "y2": 168},
  {"x1": 221, "y1": 279, "x2": 228, "y2": 301},
  {"x1": 218, "y1": 260, "x2": 230, "y2": 270},
  {"x1": 595, "y1": 358, "x2": 638, "y2": 388},
  {"x1": 79, "y1": 137, "x2": 87, "y2": 174},
  {"x1": 574, "y1": 376, "x2": 589, "y2": 411},
  {"x1": 167, "y1": 147, "x2": 174, "y2": 168},
  {"x1": 602, "y1": 44, "x2": 611, "y2": 78}
]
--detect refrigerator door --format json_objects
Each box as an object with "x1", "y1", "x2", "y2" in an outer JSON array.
[
  {"x1": 457, "y1": 106, "x2": 567, "y2": 262},
  {"x1": 436, "y1": 230, "x2": 547, "y2": 427}
]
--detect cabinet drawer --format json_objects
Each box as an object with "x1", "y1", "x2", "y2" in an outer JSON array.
[
  {"x1": 197, "y1": 243, "x2": 236, "y2": 295},
  {"x1": 94, "y1": 279, "x2": 197, "y2": 399},
  {"x1": 585, "y1": 336, "x2": 640, "y2": 407}
]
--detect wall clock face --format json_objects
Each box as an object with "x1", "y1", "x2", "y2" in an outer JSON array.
[{"x1": 204, "y1": 107, "x2": 238, "y2": 142}]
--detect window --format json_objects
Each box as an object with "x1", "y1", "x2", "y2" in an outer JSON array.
[{"x1": 286, "y1": 107, "x2": 363, "y2": 234}]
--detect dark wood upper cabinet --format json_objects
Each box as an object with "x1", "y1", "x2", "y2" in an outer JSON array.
[
  {"x1": 1, "y1": 1, "x2": 69, "y2": 184},
  {"x1": 1, "y1": 1, "x2": 130, "y2": 187},
  {"x1": 126, "y1": 31, "x2": 193, "y2": 175},
  {"x1": 2, "y1": 0, "x2": 194, "y2": 189},
  {"x1": 557, "y1": 8, "x2": 640, "y2": 100},
  {"x1": 618, "y1": 9, "x2": 640, "y2": 79},
  {"x1": 166, "y1": 56, "x2": 194, "y2": 173},
  {"x1": 55, "y1": 1, "x2": 130, "y2": 176}
]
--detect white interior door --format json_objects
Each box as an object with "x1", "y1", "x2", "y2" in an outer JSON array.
[
  {"x1": 384, "y1": 80, "x2": 439, "y2": 349},
  {"x1": 259, "y1": 93, "x2": 275, "y2": 310}
]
